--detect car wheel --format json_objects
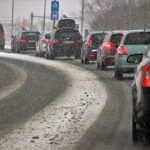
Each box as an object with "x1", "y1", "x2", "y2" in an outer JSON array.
[
  {"x1": 83, "y1": 55, "x2": 89, "y2": 64},
  {"x1": 96, "y1": 62, "x2": 100, "y2": 69},
  {"x1": 48, "y1": 49, "x2": 55, "y2": 60},
  {"x1": 132, "y1": 114, "x2": 138, "y2": 143},
  {"x1": 100, "y1": 61, "x2": 106, "y2": 70},
  {"x1": 1, "y1": 45, "x2": 4, "y2": 50},
  {"x1": 75, "y1": 54, "x2": 80, "y2": 59},
  {"x1": 114, "y1": 66, "x2": 123, "y2": 80}
]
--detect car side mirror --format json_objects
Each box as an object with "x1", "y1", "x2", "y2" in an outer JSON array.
[{"x1": 127, "y1": 54, "x2": 143, "y2": 64}]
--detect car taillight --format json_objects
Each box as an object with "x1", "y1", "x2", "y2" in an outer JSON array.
[
  {"x1": 103, "y1": 42, "x2": 115, "y2": 51},
  {"x1": 19, "y1": 37, "x2": 26, "y2": 43},
  {"x1": 141, "y1": 64, "x2": 150, "y2": 88},
  {"x1": 118, "y1": 45, "x2": 128, "y2": 55},
  {"x1": 87, "y1": 36, "x2": 93, "y2": 48},
  {"x1": 52, "y1": 39, "x2": 59, "y2": 45},
  {"x1": 42, "y1": 39, "x2": 47, "y2": 44}
]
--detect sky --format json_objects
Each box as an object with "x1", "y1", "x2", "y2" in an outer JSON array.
[{"x1": 0, "y1": 0, "x2": 81, "y2": 22}]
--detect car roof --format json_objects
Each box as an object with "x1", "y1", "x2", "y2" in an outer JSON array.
[
  {"x1": 124, "y1": 29, "x2": 150, "y2": 34},
  {"x1": 89, "y1": 31, "x2": 107, "y2": 35}
]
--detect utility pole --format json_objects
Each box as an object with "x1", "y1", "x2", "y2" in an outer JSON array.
[
  {"x1": 31, "y1": 12, "x2": 33, "y2": 30},
  {"x1": 43, "y1": 0, "x2": 46, "y2": 34},
  {"x1": 11, "y1": 0, "x2": 14, "y2": 35},
  {"x1": 81, "y1": 0, "x2": 84, "y2": 35}
]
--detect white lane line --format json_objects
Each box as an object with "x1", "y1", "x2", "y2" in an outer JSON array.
[{"x1": 0, "y1": 53, "x2": 107, "y2": 150}]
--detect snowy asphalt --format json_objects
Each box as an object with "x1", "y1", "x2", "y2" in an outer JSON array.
[{"x1": 0, "y1": 53, "x2": 107, "y2": 150}]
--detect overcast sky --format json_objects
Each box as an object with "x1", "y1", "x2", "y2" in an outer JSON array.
[{"x1": 0, "y1": 0, "x2": 81, "y2": 21}]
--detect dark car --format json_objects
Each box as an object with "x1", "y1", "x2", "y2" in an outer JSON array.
[
  {"x1": 57, "y1": 18, "x2": 76, "y2": 29},
  {"x1": 0, "y1": 24, "x2": 5, "y2": 50},
  {"x1": 97, "y1": 31, "x2": 124, "y2": 70},
  {"x1": 35, "y1": 32, "x2": 51, "y2": 57},
  {"x1": 127, "y1": 49, "x2": 150, "y2": 142},
  {"x1": 11, "y1": 31, "x2": 40, "y2": 53},
  {"x1": 46, "y1": 27, "x2": 82, "y2": 59},
  {"x1": 81, "y1": 31, "x2": 107, "y2": 64}
]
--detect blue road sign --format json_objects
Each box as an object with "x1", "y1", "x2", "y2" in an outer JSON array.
[
  {"x1": 51, "y1": 0, "x2": 59, "y2": 20},
  {"x1": 51, "y1": 1, "x2": 59, "y2": 12},
  {"x1": 51, "y1": 11, "x2": 59, "y2": 20}
]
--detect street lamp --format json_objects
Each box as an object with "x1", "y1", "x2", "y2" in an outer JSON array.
[
  {"x1": 11, "y1": 0, "x2": 14, "y2": 35},
  {"x1": 81, "y1": 0, "x2": 84, "y2": 35}
]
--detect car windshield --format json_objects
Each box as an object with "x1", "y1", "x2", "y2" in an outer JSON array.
[{"x1": 124, "y1": 32, "x2": 150, "y2": 45}]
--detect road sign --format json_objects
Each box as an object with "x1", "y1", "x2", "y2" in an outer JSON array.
[
  {"x1": 51, "y1": 1, "x2": 59, "y2": 12},
  {"x1": 51, "y1": 11, "x2": 59, "y2": 20},
  {"x1": 51, "y1": 0, "x2": 59, "y2": 20}
]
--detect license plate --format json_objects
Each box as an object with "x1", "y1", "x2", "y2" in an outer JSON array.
[{"x1": 63, "y1": 41, "x2": 73, "y2": 44}]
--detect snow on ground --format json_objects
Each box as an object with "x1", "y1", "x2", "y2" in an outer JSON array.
[{"x1": 0, "y1": 53, "x2": 107, "y2": 150}]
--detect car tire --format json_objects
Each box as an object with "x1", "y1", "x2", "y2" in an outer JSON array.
[
  {"x1": 100, "y1": 61, "x2": 106, "y2": 70},
  {"x1": 75, "y1": 54, "x2": 80, "y2": 59},
  {"x1": 1, "y1": 45, "x2": 4, "y2": 50},
  {"x1": 81, "y1": 58, "x2": 84, "y2": 63},
  {"x1": 114, "y1": 66, "x2": 123, "y2": 80},
  {"x1": 96, "y1": 62, "x2": 100, "y2": 70},
  {"x1": 48, "y1": 49, "x2": 55, "y2": 60},
  {"x1": 83, "y1": 55, "x2": 89, "y2": 64},
  {"x1": 132, "y1": 114, "x2": 138, "y2": 143}
]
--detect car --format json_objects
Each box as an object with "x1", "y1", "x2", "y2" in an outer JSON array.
[
  {"x1": 0, "y1": 24, "x2": 5, "y2": 50},
  {"x1": 11, "y1": 31, "x2": 40, "y2": 53},
  {"x1": 127, "y1": 50, "x2": 150, "y2": 142},
  {"x1": 35, "y1": 32, "x2": 51, "y2": 57},
  {"x1": 97, "y1": 31, "x2": 124, "y2": 70},
  {"x1": 81, "y1": 31, "x2": 107, "y2": 64},
  {"x1": 115, "y1": 30, "x2": 150, "y2": 80},
  {"x1": 57, "y1": 18, "x2": 76, "y2": 29},
  {"x1": 46, "y1": 27, "x2": 83, "y2": 60}
]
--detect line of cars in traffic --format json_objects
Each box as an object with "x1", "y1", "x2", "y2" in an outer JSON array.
[
  {"x1": 82, "y1": 29, "x2": 150, "y2": 142},
  {"x1": 11, "y1": 18, "x2": 83, "y2": 60}
]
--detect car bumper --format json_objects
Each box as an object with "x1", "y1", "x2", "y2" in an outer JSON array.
[
  {"x1": 19, "y1": 43, "x2": 36, "y2": 50},
  {"x1": 115, "y1": 55, "x2": 136, "y2": 73}
]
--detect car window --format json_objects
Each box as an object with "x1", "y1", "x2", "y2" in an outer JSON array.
[
  {"x1": 124, "y1": 32, "x2": 150, "y2": 45},
  {"x1": 110, "y1": 33, "x2": 123, "y2": 46},
  {"x1": 93, "y1": 33, "x2": 106, "y2": 44},
  {"x1": 22, "y1": 32, "x2": 40, "y2": 40}
]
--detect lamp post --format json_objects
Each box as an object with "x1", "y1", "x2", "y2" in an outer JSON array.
[
  {"x1": 43, "y1": 0, "x2": 46, "y2": 34},
  {"x1": 81, "y1": 0, "x2": 84, "y2": 35},
  {"x1": 11, "y1": 0, "x2": 14, "y2": 35}
]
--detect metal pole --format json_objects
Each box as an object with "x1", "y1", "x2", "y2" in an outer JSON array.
[
  {"x1": 31, "y1": 12, "x2": 33, "y2": 30},
  {"x1": 11, "y1": 0, "x2": 14, "y2": 35},
  {"x1": 53, "y1": 20, "x2": 56, "y2": 29},
  {"x1": 43, "y1": 0, "x2": 46, "y2": 34},
  {"x1": 81, "y1": 0, "x2": 84, "y2": 35}
]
